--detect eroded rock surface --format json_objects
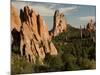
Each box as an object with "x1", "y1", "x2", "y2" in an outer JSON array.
[
  {"x1": 86, "y1": 19, "x2": 96, "y2": 32},
  {"x1": 50, "y1": 10, "x2": 67, "y2": 39},
  {"x1": 11, "y1": 5, "x2": 58, "y2": 64}
]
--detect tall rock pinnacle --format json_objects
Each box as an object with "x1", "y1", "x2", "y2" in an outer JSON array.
[
  {"x1": 11, "y1": 5, "x2": 58, "y2": 64},
  {"x1": 50, "y1": 10, "x2": 67, "y2": 39}
]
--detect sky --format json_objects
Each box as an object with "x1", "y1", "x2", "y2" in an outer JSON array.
[{"x1": 12, "y1": 1, "x2": 96, "y2": 30}]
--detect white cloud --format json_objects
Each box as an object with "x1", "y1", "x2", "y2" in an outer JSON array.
[
  {"x1": 50, "y1": 4, "x2": 79, "y2": 15},
  {"x1": 59, "y1": 6, "x2": 78, "y2": 13},
  {"x1": 12, "y1": 1, "x2": 79, "y2": 16},
  {"x1": 32, "y1": 5, "x2": 78, "y2": 16},
  {"x1": 12, "y1": 2, "x2": 31, "y2": 11},
  {"x1": 79, "y1": 16, "x2": 96, "y2": 21},
  {"x1": 31, "y1": 5, "x2": 54, "y2": 16},
  {"x1": 12, "y1": 2, "x2": 55, "y2": 16},
  {"x1": 49, "y1": 4, "x2": 58, "y2": 9}
]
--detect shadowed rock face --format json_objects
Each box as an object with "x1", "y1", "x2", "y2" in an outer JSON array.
[
  {"x1": 50, "y1": 10, "x2": 67, "y2": 39},
  {"x1": 11, "y1": 5, "x2": 58, "y2": 64}
]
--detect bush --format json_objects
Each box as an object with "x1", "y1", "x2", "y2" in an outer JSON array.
[
  {"x1": 77, "y1": 57, "x2": 96, "y2": 69},
  {"x1": 11, "y1": 53, "x2": 34, "y2": 74},
  {"x1": 44, "y1": 54, "x2": 63, "y2": 71}
]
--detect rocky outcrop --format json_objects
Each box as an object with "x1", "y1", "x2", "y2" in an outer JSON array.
[
  {"x1": 11, "y1": 5, "x2": 21, "y2": 55},
  {"x1": 86, "y1": 19, "x2": 96, "y2": 32},
  {"x1": 86, "y1": 19, "x2": 96, "y2": 43},
  {"x1": 50, "y1": 10, "x2": 67, "y2": 39},
  {"x1": 11, "y1": 5, "x2": 58, "y2": 64},
  {"x1": 11, "y1": 5, "x2": 21, "y2": 31}
]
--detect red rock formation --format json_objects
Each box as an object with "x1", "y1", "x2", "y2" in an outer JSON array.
[
  {"x1": 11, "y1": 5, "x2": 58, "y2": 64},
  {"x1": 87, "y1": 19, "x2": 96, "y2": 32},
  {"x1": 11, "y1": 5, "x2": 21, "y2": 31},
  {"x1": 50, "y1": 10, "x2": 67, "y2": 38},
  {"x1": 37, "y1": 14, "x2": 44, "y2": 38}
]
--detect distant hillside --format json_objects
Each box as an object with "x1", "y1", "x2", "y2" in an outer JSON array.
[{"x1": 52, "y1": 24, "x2": 96, "y2": 70}]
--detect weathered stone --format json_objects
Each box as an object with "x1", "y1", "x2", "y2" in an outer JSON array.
[
  {"x1": 11, "y1": 5, "x2": 21, "y2": 31},
  {"x1": 87, "y1": 19, "x2": 96, "y2": 32},
  {"x1": 11, "y1": 5, "x2": 58, "y2": 64},
  {"x1": 37, "y1": 14, "x2": 44, "y2": 38},
  {"x1": 50, "y1": 10, "x2": 67, "y2": 38},
  {"x1": 49, "y1": 42, "x2": 58, "y2": 55}
]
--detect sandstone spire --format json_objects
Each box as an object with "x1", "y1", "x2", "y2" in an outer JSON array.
[
  {"x1": 11, "y1": 5, "x2": 58, "y2": 64},
  {"x1": 50, "y1": 10, "x2": 67, "y2": 38}
]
